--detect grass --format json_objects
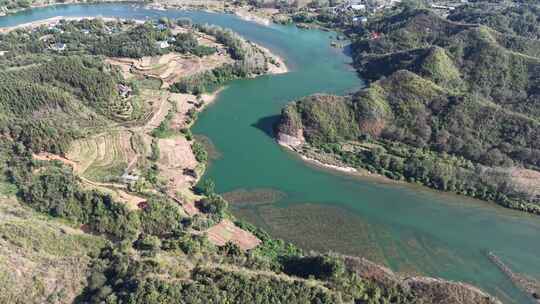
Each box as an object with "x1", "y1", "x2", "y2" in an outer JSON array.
[
  {"x1": 137, "y1": 77, "x2": 163, "y2": 90},
  {"x1": 0, "y1": 181, "x2": 17, "y2": 197},
  {"x1": 152, "y1": 99, "x2": 178, "y2": 139},
  {"x1": 67, "y1": 131, "x2": 132, "y2": 182}
]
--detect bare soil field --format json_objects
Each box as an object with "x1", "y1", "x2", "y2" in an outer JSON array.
[
  {"x1": 509, "y1": 167, "x2": 540, "y2": 201},
  {"x1": 158, "y1": 135, "x2": 199, "y2": 192},
  {"x1": 109, "y1": 51, "x2": 232, "y2": 89},
  {"x1": 205, "y1": 219, "x2": 261, "y2": 250}
]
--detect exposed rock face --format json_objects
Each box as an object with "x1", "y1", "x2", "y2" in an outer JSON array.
[
  {"x1": 343, "y1": 256, "x2": 502, "y2": 304},
  {"x1": 275, "y1": 102, "x2": 305, "y2": 148},
  {"x1": 275, "y1": 94, "x2": 359, "y2": 147},
  {"x1": 277, "y1": 132, "x2": 304, "y2": 148}
]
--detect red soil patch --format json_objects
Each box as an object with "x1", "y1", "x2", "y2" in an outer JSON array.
[
  {"x1": 205, "y1": 219, "x2": 261, "y2": 250},
  {"x1": 509, "y1": 168, "x2": 540, "y2": 199},
  {"x1": 33, "y1": 152, "x2": 79, "y2": 170}
]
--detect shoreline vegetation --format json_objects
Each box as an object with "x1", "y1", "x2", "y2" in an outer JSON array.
[
  {"x1": 0, "y1": 5, "x2": 513, "y2": 304},
  {"x1": 0, "y1": 15, "x2": 289, "y2": 72}
]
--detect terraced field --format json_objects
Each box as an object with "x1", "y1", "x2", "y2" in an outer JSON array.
[{"x1": 66, "y1": 130, "x2": 136, "y2": 182}]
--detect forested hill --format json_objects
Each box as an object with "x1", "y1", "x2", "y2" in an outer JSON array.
[
  {"x1": 447, "y1": 2, "x2": 540, "y2": 40},
  {"x1": 277, "y1": 4, "x2": 540, "y2": 215}
]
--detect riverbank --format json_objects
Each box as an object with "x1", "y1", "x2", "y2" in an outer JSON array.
[
  {"x1": 0, "y1": 15, "x2": 288, "y2": 75},
  {"x1": 277, "y1": 135, "x2": 398, "y2": 185},
  {"x1": 0, "y1": 0, "x2": 284, "y2": 29}
]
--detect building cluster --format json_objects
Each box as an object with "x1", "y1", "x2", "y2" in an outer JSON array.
[
  {"x1": 331, "y1": 0, "x2": 402, "y2": 26},
  {"x1": 334, "y1": 0, "x2": 402, "y2": 15}
]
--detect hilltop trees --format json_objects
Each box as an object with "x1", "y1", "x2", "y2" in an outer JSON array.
[{"x1": 277, "y1": 7, "x2": 540, "y2": 214}]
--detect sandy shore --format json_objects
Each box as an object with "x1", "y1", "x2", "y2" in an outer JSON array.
[
  {"x1": 277, "y1": 139, "x2": 401, "y2": 186},
  {"x1": 277, "y1": 141, "x2": 357, "y2": 173},
  {"x1": 234, "y1": 9, "x2": 271, "y2": 27},
  {"x1": 254, "y1": 43, "x2": 288, "y2": 74}
]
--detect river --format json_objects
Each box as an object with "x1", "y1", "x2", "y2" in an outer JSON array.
[{"x1": 1, "y1": 3, "x2": 538, "y2": 303}]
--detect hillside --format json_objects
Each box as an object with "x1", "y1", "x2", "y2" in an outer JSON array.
[
  {"x1": 0, "y1": 16, "x2": 504, "y2": 304},
  {"x1": 277, "y1": 6, "x2": 540, "y2": 215},
  {"x1": 447, "y1": 2, "x2": 540, "y2": 40}
]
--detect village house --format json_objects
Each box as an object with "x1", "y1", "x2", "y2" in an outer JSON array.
[
  {"x1": 117, "y1": 84, "x2": 132, "y2": 98},
  {"x1": 156, "y1": 40, "x2": 170, "y2": 49},
  {"x1": 49, "y1": 42, "x2": 67, "y2": 51},
  {"x1": 121, "y1": 172, "x2": 139, "y2": 183},
  {"x1": 353, "y1": 16, "x2": 368, "y2": 25},
  {"x1": 350, "y1": 4, "x2": 366, "y2": 11}
]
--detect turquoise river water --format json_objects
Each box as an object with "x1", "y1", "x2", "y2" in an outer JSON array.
[{"x1": 1, "y1": 3, "x2": 539, "y2": 303}]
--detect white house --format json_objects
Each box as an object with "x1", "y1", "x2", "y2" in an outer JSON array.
[
  {"x1": 353, "y1": 16, "x2": 368, "y2": 24},
  {"x1": 156, "y1": 40, "x2": 170, "y2": 49},
  {"x1": 351, "y1": 4, "x2": 366, "y2": 11},
  {"x1": 50, "y1": 43, "x2": 66, "y2": 51}
]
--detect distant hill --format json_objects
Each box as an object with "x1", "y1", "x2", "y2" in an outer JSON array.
[{"x1": 448, "y1": 2, "x2": 540, "y2": 40}]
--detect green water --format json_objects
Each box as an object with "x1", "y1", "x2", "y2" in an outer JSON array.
[{"x1": 1, "y1": 4, "x2": 539, "y2": 303}]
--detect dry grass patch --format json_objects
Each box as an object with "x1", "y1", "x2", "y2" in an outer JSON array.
[
  {"x1": 66, "y1": 131, "x2": 136, "y2": 182},
  {"x1": 157, "y1": 135, "x2": 198, "y2": 194},
  {"x1": 0, "y1": 198, "x2": 107, "y2": 304},
  {"x1": 508, "y1": 168, "x2": 540, "y2": 200}
]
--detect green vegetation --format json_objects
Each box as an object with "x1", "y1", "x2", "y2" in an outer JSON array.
[
  {"x1": 170, "y1": 24, "x2": 270, "y2": 94},
  {"x1": 196, "y1": 24, "x2": 247, "y2": 60},
  {"x1": 139, "y1": 196, "x2": 185, "y2": 237},
  {"x1": 170, "y1": 63, "x2": 246, "y2": 94},
  {"x1": 448, "y1": 2, "x2": 540, "y2": 40},
  {"x1": 7, "y1": 146, "x2": 141, "y2": 239},
  {"x1": 0, "y1": 15, "x2": 501, "y2": 304},
  {"x1": 0, "y1": 55, "x2": 119, "y2": 152},
  {"x1": 77, "y1": 240, "x2": 419, "y2": 304},
  {"x1": 278, "y1": 6, "x2": 540, "y2": 214},
  {"x1": 192, "y1": 141, "x2": 208, "y2": 163},
  {"x1": 0, "y1": 19, "x2": 219, "y2": 60},
  {"x1": 0, "y1": 198, "x2": 108, "y2": 304},
  {"x1": 151, "y1": 101, "x2": 177, "y2": 138},
  {"x1": 149, "y1": 138, "x2": 160, "y2": 162}
]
